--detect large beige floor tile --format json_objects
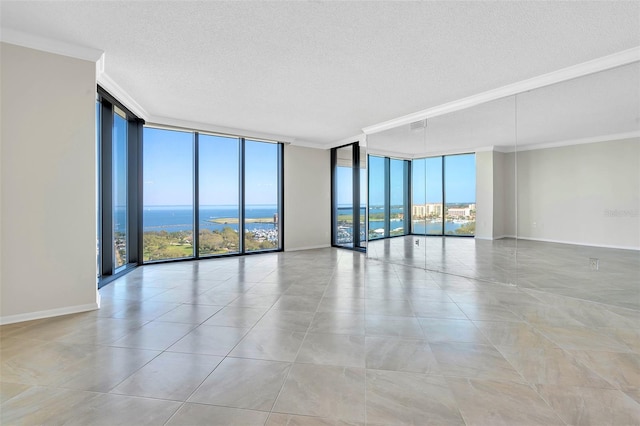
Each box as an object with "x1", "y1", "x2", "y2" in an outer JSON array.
[
  {"x1": 1, "y1": 341, "x2": 100, "y2": 386},
  {"x1": 497, "y1": 345, "x2": 613, "y2": 388},
  {"x1": 155, "y1": 304, "x2": 224, "y2": 324},
  {"x1": 189, "y1": 357, "x2": 290, "y2": 410},
  {"x1": 166, "y1": 403, "x2": 269, "y2": 425},
  {"x1": 202, "y1": 306, "x2": 269, "y2": 327},
  {"x1": 230, "y1": 327, "x2": 306, "y2": 362},
  {"x1": 309, "y1": 313, "x2": 365, "y2": 335},
  {"x1": 253, "y1": 309, "x2": 315, "y2": 332},
  {"x1": 418, "y1": 318, "x2": 489, "y2": 344},
  {"x1": 430, "y1": 342, "x2": 525, "y2": 382},
  {"x1": 168, "y1": 325, "x2": 249, "y2": 356},
  {"x1": 536, "y1": 384, "x2": 640, "y2": 426},
  {"x1": 0, "y1": 382, "x2": 31, "y2": 403},
  {"x1": 569, "y1": 350, "x2": 640, "y2": 390},
  {"x1": 446, "y1": 377, "x2": 565, "y2": 425},
  {"x1": 273, "y1": 364, "x2": 365, "y2": 423},
  {"x1": 297, "y1": 333, "x2": 365, "y2": 368},
  {"x1": 365, "y1": 336, "x2": 440, "y2": 374},
  {"x1": 110, "y1": 321, "x2": 196, "y2": 350},
  {"x1": 111, "y1": 352, "x2": 222, "y2": 400},
  {"x1": 366, "y1": 369, "x2": 464, "y2": 425},
  {"x1": 0, "y1": 385, "x2": 97, "y2": 425},
  {"x1": 266, "y1": 413, "x2": 363, "y2": 425},
  {"x1": 365, "y1": 315, "x2": 423, "y2": 339},
  {"x1": 52, "y1": 346, "x2": 160, "y2": 392}
]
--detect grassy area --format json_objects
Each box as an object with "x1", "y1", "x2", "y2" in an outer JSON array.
[{"x1": 208, "y1": 217, "x2": 274, "y2": 224}]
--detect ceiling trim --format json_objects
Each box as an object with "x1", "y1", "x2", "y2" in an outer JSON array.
[
  {"x1": 362, "y1": 46, "x2": 640, "y2": 136},
  {"x1": 0, "y1": 27, "x2": 103, "y2": 62},
  {"x1": 512, "y1": 131, "x2": 640, "y2": 153},
  {"x1": 98, "y1": 71, "x2": 150, "y2": 120},
  {"x1": 146, "y1": 115, "x2": 298, "y2": 144},
  {"x1": 325, "y1": 133, "x2": 366, "y2": 150}
]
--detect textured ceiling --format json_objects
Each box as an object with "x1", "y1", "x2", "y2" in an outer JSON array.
[
  {"x1": 1, "y1": 1, "x2": 639, "y2": 147},
  {"x1": 369, "y1": 62, "x2": 640, "y2": 157}
]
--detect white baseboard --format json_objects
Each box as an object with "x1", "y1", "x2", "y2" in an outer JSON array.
[
  {"x1": 515, "y1": 236, "x2": 640, "y2": 251},
  {"x1": 0, "y1": 301, "x2": 100, "y2": 325},
  {"x1": 285, "y1": 244, "x2": 331, "y2": 252}
]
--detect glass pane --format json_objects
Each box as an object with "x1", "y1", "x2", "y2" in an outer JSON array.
[
  {"x1": 368, "y1": 155, "x2": 385, "y2": 240},
  {"x1": 143, "y1": 128, "x2": 194, "y2": 261},
  {"x1": 412, "y1": 157, "x2": 444, "y2": 235},
  {"x1": 96, "y1": 100, "x2": 101, "y2": 278},
  {"x1": 359, "y1": 152, "x2": 366, "y2": 248},
  {"x1": 112, "y1": 110, "x2": 128, "y2": 269},
  {"x1": 425, "y1": 157, "x2": 444, "y2": 235},
  {"x1": 198, "y1": 134, "x2": 240, "y2": 256},
  {"x1": 411, "y1": 158, "x2": 426, "y2": 234},
  {"x1": 335, "y1": 145, "x2": 354, "y2": 247},
  {"x1": 444, "y1": 154, "x2": 476, "y2": 235},
  {"x1": 389, "y1": 159, "x2": 406, "y2": 236},
  {"x1": 244, "y1": 140, "x2": 280, "y2": 252}
]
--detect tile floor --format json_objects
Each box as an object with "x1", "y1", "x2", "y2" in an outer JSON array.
[{"x1": 1, "y1": 240, "x2": 639, "y2": 425}]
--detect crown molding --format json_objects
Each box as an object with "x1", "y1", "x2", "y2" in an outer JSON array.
[
  {"x1": 146, "y1": 115, "x2": 297, "y2": 144},
  {"x1": 287, "y1": 140, "x2": 329, "y2": 150},
  {"x1": 363, "y1": 46, "x2": 640, "y2": 135},
  {"x1": 98, "y1": 71, "x2": 149, "y2": 120},
  {"x1": 327, "y1": 133, "x2": 366, "y2": 150},
  {"x1": 514, "y1": 131, "x2": 640, "y2": 152},
  {"x1": 0, "y1": 27, "x2": 103, "y2": 62}
]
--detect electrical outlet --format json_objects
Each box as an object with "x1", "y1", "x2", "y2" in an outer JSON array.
[
  {"x1": 415, "y1": 239, "x2": 420, "y2": 247},
  {"x1": 589, "y1": 258, "x2": 599, "y2": 271}
]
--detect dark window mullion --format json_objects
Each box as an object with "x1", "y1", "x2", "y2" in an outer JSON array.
[
  {"x1": 384, "y1": 157, "x2": 390, "y2": 238},
  {"x1": 278, "y1": 143, "x2": 284, "y2": 250},
  {"x1": 353, "y1": 143, "x2": 360, "y2": 248},
  {"x1": 127, "y1": 118, "x2": 141, "y2": 264},
  {"x1": 404, "y1": 160, "x2": 411, "y2": 236},
  {"x1": 441, "y1": 156, "x2": 446, "y2": 236},
  {"x1": 239, "y1": 138, "x2": 246, "y2": 254},
  {"x1": 330, "y1": 148, "x2": 337, "y2": 246},
  {"x1": 100, "y1": 100, "x2": 114, "y2": 277},
  {"x1": 193, "y1": 132, "x2": 200, "y2": 258}
]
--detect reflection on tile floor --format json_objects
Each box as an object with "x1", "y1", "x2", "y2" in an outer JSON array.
[{"x1": 2, "y1": 241, "x2": 639, "y2": 425}]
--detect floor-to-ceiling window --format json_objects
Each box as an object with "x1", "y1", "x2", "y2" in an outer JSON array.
[
  {"x1": 97, "y1": 87, "x2": 143, "y2": 286},
  {"x1": 198, "y1": 134, "x2": 241, "y2": 256},
  {"x1": 389, "y1": 158, "x2": 409, "y2": 236},
  {"x1": 368, "y1": 155, "x2": 410, "y2": 240},
  {"x1": 142, "y1": 128, "x2": 283, "y2": 262},
  {"x1": 244, "y1": 140, "x2": 282, "y2": 252},
  {"x1": 368, "y1": 155, "x2": 386, "y2": 240},
  {"x1": 142, "y1": 128, "x2": 195, "y2": 261},
  {"x1": 444, "y1": 153, "x2": 476, "y2": 235},
  {"x1": 332, "y1": 142, "x2": 365, "y2": 250},
  {"x1": 411, "y1": 153, "x2": 475, "y2": 236}
]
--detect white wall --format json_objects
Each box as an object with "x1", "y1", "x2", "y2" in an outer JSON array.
[
  {"x1": 284, "y1": 145, "x2": 331, "y2": 250},
  {"x1": 516, "y1": 138, "x2": 640, "y2": 249},
  {"x1": 1, "y1": 43, "x2": 98, "y2": 323},
  {"x1": 474, "y1": 151, "x2": 493, "y2": 239}
]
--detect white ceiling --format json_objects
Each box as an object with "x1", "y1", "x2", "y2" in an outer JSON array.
[
  {"x1": 1, "y1": 1, "x2": 639, "y2": 148},
  {"x1": 369, "y1": 62, "x2": 640, "y2": 157}
]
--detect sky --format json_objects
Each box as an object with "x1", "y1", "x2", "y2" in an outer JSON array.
[
  {"x1": 342, "y1": 153, "x2": 476, "y2": 207},
  {"x1": 141, "y1": 127, "x2": 474, "y2": 208},
  {"x1": 143, "y1": 128, "x2": 278, "y2": 206}
]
